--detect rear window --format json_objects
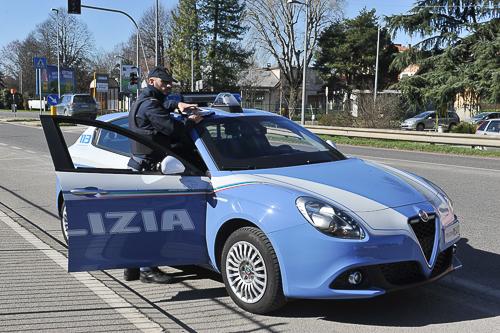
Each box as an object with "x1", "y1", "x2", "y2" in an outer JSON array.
[{"x1": 73, "y1": 95, "x2": 95, "y2": 103}]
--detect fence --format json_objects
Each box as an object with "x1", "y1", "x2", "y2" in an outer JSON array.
[{"x1": 306, "y1": 125, "x2": 500, "y2": 148}]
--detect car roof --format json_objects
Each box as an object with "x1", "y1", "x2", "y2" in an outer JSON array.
[{"x1": 96, "y1": 108, "x2": 278, "y2": 123}]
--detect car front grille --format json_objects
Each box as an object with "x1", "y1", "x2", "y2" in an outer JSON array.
[{"x1": 408, "y1": 213, "x2": 436, "y2": 263}]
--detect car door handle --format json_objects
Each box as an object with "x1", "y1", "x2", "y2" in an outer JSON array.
[{"x1": 70, "y1": 187, "x2": 108, "y2": 196}]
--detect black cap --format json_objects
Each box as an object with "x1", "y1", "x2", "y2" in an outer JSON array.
[{"x1": 147, "y1": 66, "x2": 177, "y2": 82}]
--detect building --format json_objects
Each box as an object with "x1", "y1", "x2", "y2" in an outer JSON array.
[{"x1": 238, "y1": 66, "x2": 327, "y2": 115}]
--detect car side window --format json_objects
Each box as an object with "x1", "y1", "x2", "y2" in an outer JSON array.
[
  {"x1": 94, "y1": 117, "x2": 130, "y2": 156},
  {"x1": 477, "y1": 121, "x2": 488, "y2": 131},
  {"x1": 486, "y1": 121, "x2": 500, "y2": 133}
]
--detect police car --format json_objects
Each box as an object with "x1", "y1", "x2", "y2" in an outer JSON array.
[{"x1": 40, "y1": 95, "x2": 461, "y2": 314}]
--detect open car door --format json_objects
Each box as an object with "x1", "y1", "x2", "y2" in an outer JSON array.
[{"x1": 40, "y1": 115, "x2": 211, "y2": 272}]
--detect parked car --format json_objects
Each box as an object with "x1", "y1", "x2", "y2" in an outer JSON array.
[
  {"x1": 476, "y1": 119, "x2": 500, "y2": 136},
  {"x1": 469, "y1": 112, "x2": 500, "y2": 125},
  {"x1": 56, "y1": 93, "x2": 98, "y2": 119},
  {"x1": 40, "y1": 99, "x2": 461, "y2": 314},
  {"x1": 401, "y1": 111, "x2": 460, "y2": 131}
]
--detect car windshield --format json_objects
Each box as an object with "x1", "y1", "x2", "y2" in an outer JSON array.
[
  {"x1": 73, "y1": 95, "x2": 95, "y2": 103},
  {"x1": 197, "y1": 116, "x2": 346, "y2": 171},
  {"x1": 472, "y1": 113, "x2": 490, "y2": 119},
  {"x1": 414, "y1": 111, "x2": 433, "y2": 118}
]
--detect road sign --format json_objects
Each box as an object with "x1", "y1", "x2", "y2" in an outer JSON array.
[
  {"x1": 33, "y1": 57, "x2": 47, "y2": 69},
  {"x1": 47, "y1": 94, "x2": 59, "y2": 106}
]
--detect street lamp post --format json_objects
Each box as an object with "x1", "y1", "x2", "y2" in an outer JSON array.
[
  {"x1": 51, "y1": 8, "x2": 61, "y2": 98},
  {"x1": 114, "y1": 56, "x2": 123, "y2": 111},
  {"x1": 374, "y1": 25, "x2": 381, "y2": 103},
  {"x1": 287, "y1": 0, "x2": 309, "y2": 125}
]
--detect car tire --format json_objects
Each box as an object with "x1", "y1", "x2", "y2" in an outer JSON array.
[
  {"x1": 416, "y1": 123, "x2": 425, "y2": 131},
  {"x1": 449, "y1": 123, "x2": 457, "y2": 131},
  {"x1": 60, "y1": 201, "x2": 68, "y2": 244},
  {"x1": 221, "y1": 227, "x2": 286, "y2": 314}
]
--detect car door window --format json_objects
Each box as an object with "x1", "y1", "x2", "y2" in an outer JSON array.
[
  {"x1": 477, "y1": 121, "x2": 488, "y2": 131},
  {"x1": 94, "y1": 117, "x2": 131, "y2": 156},
  {"x1": 486, "y1": 121, "x2": 500, "y2": 133}
]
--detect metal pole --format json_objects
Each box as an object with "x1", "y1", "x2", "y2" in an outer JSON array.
[
  {"x1": 374, "y1": 25, "x2": 380, "y2": 103},
  {"x1": 136, "y1": 34, "x2": 140, "y2": 98},
  {"x1": 300, "y1": 1, "x2": 309, "y2": 125},
  {"x1": 81, "y1": 4, "x2": 149, "y2": 74},
  {"x1": 191, "y1": 48, "x2": 194, "y2": 91},
  {"x1": 19, "y1": 70, "x2": 22, "y2": 95},
  {"x1": 52, "y1": 9, "x2": 61, "y2": 98},
  {"x1": 155, "y1": 0, "x2": 159, "y2": 66},
  {"x1": 119, "y1": 59, "x2": 122, "y2": 111},
  {"x1": 38, "y1": 69, "x2": 43, "y2": 115}
]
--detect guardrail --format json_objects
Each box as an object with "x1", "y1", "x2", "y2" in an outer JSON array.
[{"x1": 305, "y1": 125, "x2": 500, "y2": 148}]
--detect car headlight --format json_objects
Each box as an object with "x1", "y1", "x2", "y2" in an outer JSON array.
[
  {"x1": 424, "y1": 179, "x2": 454, "y2": 210},
  {"x1": 296, "y1": 197, "x2": 365, "y2": 239}
]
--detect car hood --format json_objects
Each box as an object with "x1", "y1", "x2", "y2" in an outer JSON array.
[{"x1": 243, "y1": 158, "x2": 439, "y2": 213}]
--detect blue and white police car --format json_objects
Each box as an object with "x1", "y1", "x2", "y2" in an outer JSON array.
[{"x1": 40, "y1": 97, "x2": 461, "y2": 314}]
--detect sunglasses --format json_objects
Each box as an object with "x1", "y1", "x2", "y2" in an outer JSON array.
[{"x1": 160, "y1": 80, "x2": 173, "y2": 86}]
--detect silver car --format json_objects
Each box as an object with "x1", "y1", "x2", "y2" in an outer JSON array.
[
  {"x1": 401, "y1": 111, "x2": 460, "y2": 131},
  {"x1": 476, "y1": 119, "x2": 500, "y2": 136},
  {"x1": 56, "y1": 94, "x2": 98, "y2": 120}
]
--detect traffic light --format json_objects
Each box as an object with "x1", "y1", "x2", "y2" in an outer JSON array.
[
  {"x1": 129, "y1": 72, "x2": 138, "y2": 86},
  {"x1": 68, "y1": 0, "x2": 81, "y2": 14}
]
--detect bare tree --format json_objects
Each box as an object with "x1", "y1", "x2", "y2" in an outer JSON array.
[
  {"x1": 245, "y1": 0, "x2": 344, "y2": 118},
  {"x1": 0, "y1": 34, "x2": 41, "y2": 96},
  {"x1": 115, "y1": 3, "x2": 173, "y2": 83},
  {"x1": 36, "y1": 9, "x2": 95, "y2": 92}
]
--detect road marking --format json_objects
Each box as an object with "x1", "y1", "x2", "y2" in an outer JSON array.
[
  {"x1": 26, "y1": 150, "x2": 36, "y2": 154},
  {"x1": 0, "y1": 143, "x2": 7, "y2": 146},
  {"x1": 355, "y1": 154, "x2": 500, "y2": 173},
  {"x1": 0, "y1": 211, "x2": 163, "y2": 333},
  {"x1": 10, "y1": 146, "x2": 22, "y2": 150}
]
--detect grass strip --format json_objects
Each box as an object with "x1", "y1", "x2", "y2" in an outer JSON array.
[{"x1": 320, "y1": 135, "x2": 500, "y2": 158}]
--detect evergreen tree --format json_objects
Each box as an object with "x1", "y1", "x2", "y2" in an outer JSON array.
[
  {"x1": 168, "y1": 0, "x2": 202, "y2": 91},
  {"x1": 387, "y1": 1, "x2": 499, "y2": 112},
  {"x1": 199, "y1": 0, "x2": 252, "y2": 91},
  {"x1": 315, "y1": 9, "x2": 399, "y2": 103},
  {"x1": 387, "y1": 0, "x2": 498, "y2": 50}
]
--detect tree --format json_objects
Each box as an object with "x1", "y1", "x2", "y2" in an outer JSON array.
[
  {"x1": 386, "y1": 0, "x2": 498, "y2": 50},
  {"x1": 245, "y1": 0, "x2": 344, "y2": 119},
  {"x1": 0, "y1": 71, "x2": 5, "y2": 89},
  {"x1": 199, "y1": 0, "x2": 252, "y2": 91},
  {"x1": 394, "y1": 18, "x2": 499, "y2": 113},
  {"x1": 315, "y1": 9, "x2": 399, "y2": 106},
  {"x1": 36, "y1": 8, "x2": 96, "y2": 92},
  {"x1": 131, "y1": 4, "x2": 172, "y2": 71},
  {"x1": 387, "y1": 1, "x2": 499, "y2": 113},
  {"x1": 0, "y1": 34, "x2": 40, "y2": 97},
  {"x1": 167, "y1": 0, "x2": 203, "y2": 91}
]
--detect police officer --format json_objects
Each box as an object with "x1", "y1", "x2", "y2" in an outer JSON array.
[{"x1": 124, "y1": 66, "x2": 202, "y2": 284}]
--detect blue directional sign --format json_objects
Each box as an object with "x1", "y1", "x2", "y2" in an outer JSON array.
[
  {"x1": 47, "y1": 94, "x2": 59, "y2": 106},
  {"x1": 33, "y1": 57, "x2": 47, "y2": 69}
]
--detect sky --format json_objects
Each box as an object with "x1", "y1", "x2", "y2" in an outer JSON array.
[{"x1": 0, "y1": 0, "x2": 418, "y2": 53}]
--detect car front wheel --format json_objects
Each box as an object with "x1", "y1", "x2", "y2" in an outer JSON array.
[
  {"x1": 221, "y1": 227, "x2": 286, "y2": 314},
  {"x1": 60, "y1": 202, "x2": 68, "y2": 244},
  {"x1": 416, "y1": 123, "x2": 425, "y2": 131}
]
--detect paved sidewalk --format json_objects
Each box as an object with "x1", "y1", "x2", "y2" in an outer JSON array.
[{"x1": 0, "y1": 207, "x2": 163, "y2": 332}]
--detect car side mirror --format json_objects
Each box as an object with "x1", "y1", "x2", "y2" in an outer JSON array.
[
  {"x1": 160, "y1": 156, "x2": 185, "y2": 175},
  {"x1": 326, "y1": 140, "x2": 337, "y2": 150}
]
